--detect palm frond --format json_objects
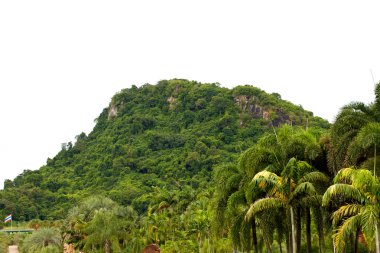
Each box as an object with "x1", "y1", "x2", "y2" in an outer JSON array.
[
  {"x1": 229, "y1": 212, "x2": 245, "y2": 250},
  {"x1": 334, "y1": 167, "x2": 356, "y2": 184},
  {"x1": 251, "y1": 170, "x2": 281, "y2": 190},
  {"x1": 322, "y1": 184, "x2": 365, "y2": 206},
  {"x1": 355, "y1": 122, "x2": 380, "y2": 149},
  {"x1": 351, "y1": 169, "x2": 377, "y2": 192},
  {"x1": 331, "y1": 104, "x2": 375, "y2": 169},
  {"x1": 340, "y1": 102, "x2": 372, "y2": 115},
  {"x1": 346, "y1": 138, "x2": 367, "y2": 165},
  {"x1": 282, "y1": 158, "x2": 312, "y2": 181},
  {"x1": 360, "y1": 205, "x2": 378, "y2": 251},
  {"x1": 245, "y1": 178, "x2": 263, "y2": 203},
  {"x1": 245, "y1": 197, "x2": 285, "y2": 220},
  {"x1": 289, "y1": 182, "x2": 316, "y2": 204},
  {"x1": 227, "y1": 190, "x2": 247, "y2": 215},
  {"x1": 361, "y1": 204, "x2": 379, "y2": 230},
  {"x1": 332, "y1": 203, "x2": 363, "y2": 227},
  {"x1": 333, "y1": 214, "x2": 362, "y2": 253},
  {"x1": 287, "y1": 130, "x2": 322, "y2": 160},
  {"x1": 299, "y1": 171, "x2": 329, "y2": 184},
  {"x1": 299, "y1": 195, "x2": 322, "y2": 207}
]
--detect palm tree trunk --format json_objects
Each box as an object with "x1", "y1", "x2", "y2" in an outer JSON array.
[
  {"x1": 315, "y1": 207, "x2": 325, "y2": 253},
  {"x1": 318, "y1": 227, "x2": 325, "y2": 253},
  {"x1": 306, "y1": 208, "x2": 311, "y2": 253},
  {"x1": 290, "y1": 206, "x2": 296, "y2": 253},
  {"x1": 252, "y1": 218, "x2": 259, "y2": 253},
  {"x1": 333, "y1": 240, "x2": 336, "y2": 253},
  {"x1": 296, "y1": 207, "x2": 301, "y2": 253},
  {"x1": 286, "y1": 230, "x2": 291, "y2": 253},
  {"x1": 263, "y1": 233, "x2": 273, "y2": 253}
]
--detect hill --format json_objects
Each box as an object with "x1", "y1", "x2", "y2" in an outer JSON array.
[{"x1": 0, "y1": 79, "x2": 328, "y2": 220}]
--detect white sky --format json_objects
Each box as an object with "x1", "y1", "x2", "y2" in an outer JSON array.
[{"x1": 1, "y1": 0, "x2": 380, "y2": 188}]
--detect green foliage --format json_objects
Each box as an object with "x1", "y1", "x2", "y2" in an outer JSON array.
[
  {"x1": 214, "y1": 124, "x2": 329, "y2": 253},
  {"x1": 0, "y1": 79, "x2": 331, "y2": 252},
  {"x1": 329, "y1": 83, "x2": 380, "y2": 174},
  {"x1": 323, "y1": 168, "x2": 380, "y2": 252},
  {"x1": 64, "y1": 196, "x2": 138, "y2": 252},
  {"x1": 0, "y1": 232, "x2": 8, "y2": 252},
  {"x1": 21, "y1": 228, "x2": 62, "y2": 253},
  {"x1": 0, "y1": 79, "x2": 326, "y2": 221}
]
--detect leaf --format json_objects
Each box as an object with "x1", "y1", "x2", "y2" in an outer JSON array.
[
  {"x1": 245, "y1": 197, "x2": 285, "y2": 220},
  {"x1": 332, "y1": 203, "x2": 363, "y2": 227},
  {"x1": 289, "y1": 182, "x2": 316, "y2": 204},
  {"x1": 322, "y1": 184, "x2": 365, "y2": 206},
  {"x1": 299, "y1": 171, "x2": 329, "y2": 184}
]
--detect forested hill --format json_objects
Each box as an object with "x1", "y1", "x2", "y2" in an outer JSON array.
[{"x1": 0, "y1": 79, "x2": 328, "y2": 220}]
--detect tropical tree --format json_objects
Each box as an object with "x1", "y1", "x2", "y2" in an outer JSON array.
[
  {"x1": 329, "y1": 83, "x2": 380, "y2": 174},
  {"x1": 139, "y1": 184, "x2": 197, "y2": 248},
  {"x1": 243, "y1": 125, "x2": 326, "y2": 250},
  {"x1": 241, "y1": 125, "x2": 320, "y2": 168},
  {"x1": 64, "y1": 196, "x2": 138, "y2": 252},
  {"x1": 21, "y1": 227, "x2": 62, "y2": 253},
  {"x1": 322, "y1": 167, "x2": 380, "y2": 253},
  {"x1": 347, "y1": 122, "x2": 380, "y2": 176},
  {"x1": 213, "y1": 125, "x2": 326, "y2": 253},
  {"x1": 246, "y1": 158, "x2": 329, "y2": 253},
  {"x1": 213, "y1": 163, "x2": 258, "y2": 253},
  {"x1": 83, "y1": 209, "x2": 125, "y2": 253}
]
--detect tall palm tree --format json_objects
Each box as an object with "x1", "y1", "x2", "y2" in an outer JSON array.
[
  {"x1": 322, "y1": 167, "x2": 380, "y2": 252},
  {"x1": 213, "y1": 163, "x2": 256, "y2": 252},
  {"x1": 214, "y1": 125, "x2": 326, "y2": 253},
  {"x1": 246, "y1": 158, "x2": 329, "y2": 253},
  {"x1": 329, "y1": 83, "x2": 380, "y2": 174},
  {"x1": 347, "y1": 122, "x2": 380, "y2": 176},
  {"x1": 240, "y1": 125, "x2": 323, "y2": 177},
  {"x1": 243, "y1": 125, "x2": 326, "y2": 251}
]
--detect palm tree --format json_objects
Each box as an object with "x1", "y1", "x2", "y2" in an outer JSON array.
[
  {"x1": 141, "y1": 184, "x2": 197, "y2": 248},
  {"x1": 322, "y1": 167, "x2": 380, "y2": 252},
  {"x1": 240, "y1": 125, "x2": 324, "y2": 177},
  {"x1": 213, "y1": 125, "x2": 326, "y2": 253},
  {"x1": 64, "y1": 196, "x2": 137, "y2": 252},
  {"x1": 244, "y1": 125, "x2": 326, "y2": 251},
  {"x1": 83, "y1": 209, "x2": 126, "y2": 253},
  {"x1": 246, "y1": 158, "x2": 329, "y2": 253},
  {"x1": 347, "y1": 122, "x2": 380, "y2": 176},
  {"x1": 22, "y1": 227, "x2": 62, "y2": 253},
  {"x1": 329, "y1": 83, "x2": 380, "y2": 174},
  {"x1": 183, "y1": 194, "x2": 213, "y2": 252},
  {"x1": 213, "y1": 163, "x2": 256, "y2": 252}
]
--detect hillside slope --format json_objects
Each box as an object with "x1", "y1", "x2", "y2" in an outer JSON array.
[{"x1": 0, "y1": 79, "x2": 328, "y2": 220}]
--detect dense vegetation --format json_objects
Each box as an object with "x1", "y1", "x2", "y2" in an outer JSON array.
[
  {"x1": 6, "y1": 78, "x2": 380, "y2": 252},
  {"x1": 0, "y1": 79, "x2": 325, "y2": 220}
]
